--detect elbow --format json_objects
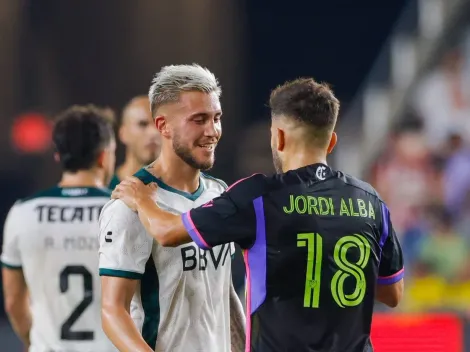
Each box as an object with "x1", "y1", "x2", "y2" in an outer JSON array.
[
  {"x1": 151, "y1": 231, "x2": 168, "y2": 246},
  {"x1": 4, "y1": 298, "x2": 15, "y2": 316},
  {"x1": 100, "y1": 306, "x2": 108, "y2": 332},
  {"x1": 376, "y1": 279, "x2": 404, "y2": 308},
  {"x1": 4, "y1": 297, "x2": 22, "y2": 320},
  {"x1": 101, "y1": 304, "x2": 123, "y2": 342},
  {"x1": 382, "y1": 296, "x2": 401, "y2": 308},
  {"x1": 100, "y1": 302, "x2": 116, "y2": 335},
  {"x1": 158, "y1": 237, "x2": 179, "y2": 247},
  {"x1": 376, "y1": 294, "x2": 402, "y2": 308}
]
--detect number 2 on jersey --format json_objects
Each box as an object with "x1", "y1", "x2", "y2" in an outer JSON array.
[
  {"x1": 59, "y1": 265, "x2": 94, "y2": 340},
  {"x1": 297, "y1": 233, "x2": 371, "y2": 308}
]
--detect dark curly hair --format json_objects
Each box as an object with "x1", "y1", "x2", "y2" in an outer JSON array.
[
  {"x1": 52, "y1": 105, "x2": 115, "y2": 172},
  {"x1": 269, "y1": 78, "x2": 340, "y2": 145}
]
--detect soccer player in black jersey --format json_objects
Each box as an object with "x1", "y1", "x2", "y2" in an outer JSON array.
[{"x1": 112, "y1": 78, "x2": 405, "y2": 352}]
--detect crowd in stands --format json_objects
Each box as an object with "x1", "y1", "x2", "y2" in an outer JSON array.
[{"x1": 369, "y1": 37, "x2": 470, "y2": 315}]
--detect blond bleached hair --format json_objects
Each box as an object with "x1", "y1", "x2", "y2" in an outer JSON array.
[{"x1": 148, "y1": 64, "x2": 221, "y2": 116}]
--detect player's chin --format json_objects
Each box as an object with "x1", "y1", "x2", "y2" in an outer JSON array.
[
  {"x1": 141, "y1": 149, "x2": 159, "y2": 163},
  {"x1": 194, "y1": 150, "x2": 215, "y2": 170},
  {"x1": 143, "y1": 153, "x2": 158, "y2": 164}
]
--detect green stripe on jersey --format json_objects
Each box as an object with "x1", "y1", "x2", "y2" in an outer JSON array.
[
  {"x1": 141, "y1": 258, "x2": 160, "y2": 349},
  {"x1": 1, "y1": 261, "x2": 22, "y2": 270},
  {"x1": 99, "y1": 268, "x2": 142, "y2": 280},
  {"x1": 134, "y1": 168, "x2": 204, "y2": 201},
  {"x1": 20, "y1": 186, "x2": 111, "y2": 203},
  {"x1": 108, "y1": 174, "x2": 120, "y2": 190}
]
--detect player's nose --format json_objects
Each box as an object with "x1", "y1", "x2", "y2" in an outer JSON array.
[{"x1": 204, "y1": 120, "x2": 220, "y2": 138}]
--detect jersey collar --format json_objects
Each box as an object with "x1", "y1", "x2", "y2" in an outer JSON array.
[
  {"x1": 302, "y1": 163, "x2": 333, "y2": 182},
  {"x1": 134, "y1": 168, "x2": 205, "y2": 201}
]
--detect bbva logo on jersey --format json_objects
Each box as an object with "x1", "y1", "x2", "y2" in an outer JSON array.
[{"x1": 181, "y1": 244, "x2": 232, "y2": 271}]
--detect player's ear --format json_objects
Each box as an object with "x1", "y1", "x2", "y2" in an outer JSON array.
[
  {"x1": 96, "y1": 150, "x2": 105, "y2": 168},
  {"x1": 277, "y1": 128, "x2": 285, "y2": 152},
  {"x1": 118, "y1": 125, "x2": 128, "y2": 145},
  {"x1": 54, "y1": 152, "x2": 60, "y2": 163},
  {"x1": 155, "y1": 116, "x2": 171, "y2": 138},
  {"x1": 327, "y1": 132, "x2": 337, "y2": 154}
]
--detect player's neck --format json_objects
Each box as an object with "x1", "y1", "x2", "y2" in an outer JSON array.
[
  {"x1": 282, "y1": 151, "x2": 327, "y2": 173},
  {"x1": 117, "y1": 154, "x2": 144, "y2": 180},
  {"x1": 59, "y1": 170, "x2": 105, "y2": 188},
  {"x1": 148, "y1": 150, "x2": 200, "y2": 194}
]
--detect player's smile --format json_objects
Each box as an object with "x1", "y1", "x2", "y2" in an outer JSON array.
[
  {"x1": 198, "y1": 143, "x2": 216, "y2": 152},
  {"x1": 195, "y1": 135, "x2": 219, "y2": 156}
]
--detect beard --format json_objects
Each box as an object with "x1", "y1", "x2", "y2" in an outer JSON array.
[
  {"x1": 271, "y1": 147, "x2": 283, "y2": 173},
  {"x1": 173, "y1": 134, "x2": 214, "y2": 171}
]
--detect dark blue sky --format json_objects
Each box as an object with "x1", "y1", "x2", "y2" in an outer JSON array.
[{"x1": 246, "y1": 0, "x2": 408, "y2": 119}]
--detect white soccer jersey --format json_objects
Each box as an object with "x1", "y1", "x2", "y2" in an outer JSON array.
[
  {"x1": 99, "y1": 168, "x2": 233, "y2": 352},
  {"x1": 1, "y1": 186, "x2": 116, "y2": 352}
]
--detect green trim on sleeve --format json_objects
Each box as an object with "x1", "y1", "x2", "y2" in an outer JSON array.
[
  {"x1": 1, "y1": 261, "x2": 22, "y2": 270},
  {"x1": 99, "y1": 268, "x2": 143, "y2": 280}
]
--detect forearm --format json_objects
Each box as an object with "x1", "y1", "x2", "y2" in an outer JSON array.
[
  {"x1": 229, "y1": 284, "x2": 246, "y2": 352},
  {"x1": 5, "y1": 300, "x2": 31, "y2": 346},
  {"x1": 2, "y1": 268, "x2": 31, "y2": 346},
  {"x1": 135, "y1": 196, "x2": 190, "y2": 246},
  {"x1": 135, "y1": 196, "x2": 171, "y2": 237},
  {"x1": 102, "y1": 306, "x2": 153, "y2": 352}
]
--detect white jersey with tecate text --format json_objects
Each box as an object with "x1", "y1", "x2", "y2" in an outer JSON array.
[
  {"x1": 1, "y1": 186, "x2": 116, "y2": 352},
  {"x1": 99, "y1": 168, "x2": 233, "y2": 352}
]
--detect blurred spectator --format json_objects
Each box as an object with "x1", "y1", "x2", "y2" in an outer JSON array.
[
  {"x1": 372, "y1": 117, "x2": 439, "y2": 236},
  {"x1": 370, "y1": 37, "x2": 470, "y2": 315},
  {"x1": 441, "y1": 132, "x2": 470, "y2": 222},
  {"x1": 413, "y1": 48, "x2": 470, "y2": 150},
  {"x1": 417, "y1": 207, "x2": 469, "y2": 282},
  {"x1": 455, "y1": 192, "x2": 470, "y2": 243}
]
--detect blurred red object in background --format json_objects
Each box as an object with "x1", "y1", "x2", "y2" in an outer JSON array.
[
  {"x1": 371, "y1": 313, "x2": 463, "y2": 352},
  {"x1": 11, "y1": 113, "x2": 51, "y2": 153}
]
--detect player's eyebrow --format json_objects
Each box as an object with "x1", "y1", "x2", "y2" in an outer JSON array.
[
  {"x1": 137, "y1": 119, "x2": 150, "y2": 126},
  {"x1": 189, "y1": 111, "x2": 222, "y2": 119}
]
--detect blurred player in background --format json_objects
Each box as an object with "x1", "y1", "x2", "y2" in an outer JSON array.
[
  {"x1": 1, "y1": 105, "x2": 117, "y2": 352},
  {"x1": 113, "y1": 78, "x2": 405, "y2": 352},
  {"x1": 99, "y1": 64, "x2": 245, "y2": 352},
  {"x1": 108, "y1": 95, "x2": 161, "y2": 190}
]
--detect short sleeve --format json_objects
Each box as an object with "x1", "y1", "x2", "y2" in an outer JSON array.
[
  {"x1": 181, "y1": 174, "x2": 267, "y2": 250},
  {"x1": 1, "y1": 203, "x2": 24, "y2": 269},
  {"x1": 99, "y1": 200, "x2": 153, "y2": 280},
  {"x1": 378, "y1": 203, "x2": 404, "y2": 285}
]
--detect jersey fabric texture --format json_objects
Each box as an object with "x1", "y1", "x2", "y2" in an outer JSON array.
[
  {"x1": 99, "y1": 168, "x2": 233, "y2": 352},
  {"x1": 1, "y1": 186, "x2": 115, "y2": 352},
  {"x1": 182, "y1": 164, "x2": 404, "y2": 352}
]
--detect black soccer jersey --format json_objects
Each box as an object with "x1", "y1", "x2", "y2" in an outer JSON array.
[{"x1": 181, "y1": 164, "x2": 404, "y2": 352}]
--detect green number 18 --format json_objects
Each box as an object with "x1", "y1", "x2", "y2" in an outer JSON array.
[{"x1": 297, "y1": 233, "x2": 371, "y2": 308}]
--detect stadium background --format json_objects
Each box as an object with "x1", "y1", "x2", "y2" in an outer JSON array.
[{"x1": 1, "y1": 0, "x2": 470, "y2": 350}]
